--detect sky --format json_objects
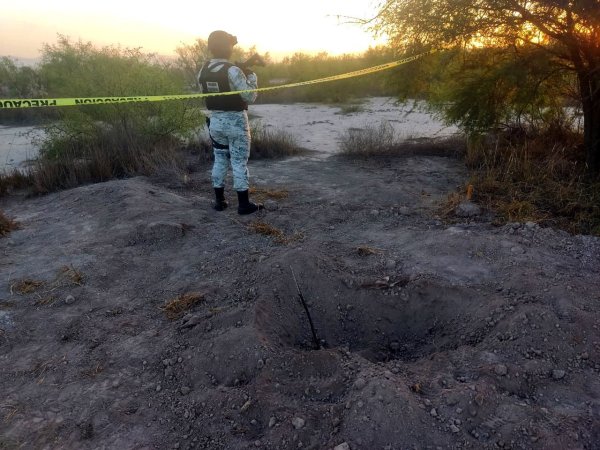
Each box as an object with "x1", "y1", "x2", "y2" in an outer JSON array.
[{"x1": 1, "y1": 0, "x2": 385, "y2": 60}]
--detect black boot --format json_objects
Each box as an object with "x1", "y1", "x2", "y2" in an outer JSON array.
[
  {"x1": 237, "y1": 190, "x2": 263, "y2": 215},
  {"x1": 213, "y1": 187, "x2": 228, "y2": 211}
]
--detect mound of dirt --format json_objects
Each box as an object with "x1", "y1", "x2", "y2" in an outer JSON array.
[{"x1": 1, "y1": 153, "x2": 599, "y2": 449}]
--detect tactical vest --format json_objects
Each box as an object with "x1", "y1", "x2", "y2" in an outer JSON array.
[{"x1": 198, "y1": 61, "x2": 248, "y2": 111}]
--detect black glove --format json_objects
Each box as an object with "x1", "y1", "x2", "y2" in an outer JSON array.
[{"x1": 236, "y1": 54, "x2": 266, "y2": 75}]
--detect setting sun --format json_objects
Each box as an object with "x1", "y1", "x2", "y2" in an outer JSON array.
[{"x1": 1, "y1": 0, "x2": 384, "y2": 60}]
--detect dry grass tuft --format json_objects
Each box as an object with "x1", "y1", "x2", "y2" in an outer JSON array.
[
  {"x1": 161, "y1": 293, "x2": 205, "y2": 320},
  {"x1": 249, "y1": 188, "x2": 289, "y2": 202},
  {"x1": 0, "y1": 169, "x2": 32, "y2": 197},
  {"x1": 59, "y1": 265, "x2": 84, "y2": 285},
  {"x1": 0, "y1": 210, "x2": 19, "y2": 237},
  {"x1": 339, "y1": 122, "x2": 465, "y2": 158},
  {"x1": 248, "y1": 220, "x2": 303, "y2": 245},
  {"x1": 248, "y1": 221, "x2": 286, "y2": 241},
  {"x1": 34, "y1": 296, "x2": 58, "y2": 306},
  {"x1": 11, "y1": 279, "x2": 45, "y2": 295},
  {"x1": 250, "y1": 125, "x2": 303, "y2": 159},
  {"x1": 438, "y1": 192, "x2": 464, "y2": 218},
  {"x1": 81, "y1": 362, "x2": 104, "y2": 378},
  {"x1": 357, "y1": 246, "x2": 383, "y2": 256}
]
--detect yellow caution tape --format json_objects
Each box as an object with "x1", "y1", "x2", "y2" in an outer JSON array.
[{"x1": 0, "y1": 51, "x2": 434, "y2": 110}]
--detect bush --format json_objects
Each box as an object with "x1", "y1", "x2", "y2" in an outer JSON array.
[
  {"x1": 38, "y1": 37, "x2": 201, "y2": 162},
  {"x1": 0, "y1": 169, "x2": 32, "y2": 197},
  {"x1": 339, "y1": 121, "x2": 464, "y2": 158},
  {"x1": 250, "y1": 124, "x2": 302, "y2": 159},
  {"x1": 466, "y1": 128, "x2": 600, "y2": 235}
]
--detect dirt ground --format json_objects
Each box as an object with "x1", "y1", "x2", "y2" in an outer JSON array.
[{"x1": 1, "y1": 132, "x2": 600, "y2": 449}]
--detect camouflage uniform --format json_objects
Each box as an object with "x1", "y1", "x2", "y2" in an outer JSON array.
[{"x1": 201, "y1": 59, "x2": 258, "y2": 191}]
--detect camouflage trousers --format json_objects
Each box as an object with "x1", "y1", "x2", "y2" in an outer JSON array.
[{"x1": 209, "y1": 111, "x2": 251, "y2": 192}]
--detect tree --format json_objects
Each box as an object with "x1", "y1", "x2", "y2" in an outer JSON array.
[{"x1": 374, "y1": 0, "x2": 600, "y2": 176}]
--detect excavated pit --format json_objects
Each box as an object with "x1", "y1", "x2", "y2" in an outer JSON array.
[{"x1": 255, "y1": 252, "x2": 504, "y2": 362}]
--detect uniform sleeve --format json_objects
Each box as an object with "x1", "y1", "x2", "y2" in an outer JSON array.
[{"x1": 228, "y1": 66, "x2": 258, "y2": 104}]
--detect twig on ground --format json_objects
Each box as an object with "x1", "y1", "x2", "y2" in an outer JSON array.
[{"x1": 290, "y1": 266, "x2": 321, "y2": 350}]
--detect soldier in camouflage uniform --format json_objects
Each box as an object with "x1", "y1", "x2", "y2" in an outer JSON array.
[{"x1": 198, "y1": 30, "x2": 263, "y2": 215}]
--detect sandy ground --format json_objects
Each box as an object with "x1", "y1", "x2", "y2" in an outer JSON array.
[{"x1": 1, "y1": 101, "x2": 600, "y2": 450}]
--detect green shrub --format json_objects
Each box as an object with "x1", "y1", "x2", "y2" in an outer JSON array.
[{"x1": 38, "y1": 36, "x2": 202, "y2": 161}]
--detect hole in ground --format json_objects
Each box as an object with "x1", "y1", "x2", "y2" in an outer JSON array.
[{"x1": 255, "y1": 252, "x2": 503, "y2": 362}]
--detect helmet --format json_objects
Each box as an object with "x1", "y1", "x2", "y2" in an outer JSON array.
[{"x1": 208, "y1": 30, "x2": 238, "y2": 55}]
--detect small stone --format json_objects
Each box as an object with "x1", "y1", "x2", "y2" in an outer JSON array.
[
  {"x1": 430, "y1": 408, "x2": 438, "y2": 417},
  {"x1": 389, "y1": 341, "x2": 401, "y2": 351},
  {"x1": 292, "y1": 417, "x2": 305, "y2": 429},
  {"x1": 450, "y1": 424, "x2": 460, "y2": 433},
  {"x1": 334, "y1": 443, "x2": 351, "y2": 450},
  {"x1": 385, "y1": 259, "x2": 396, "y2": 270},
  {"x1": 495, "y1": 364, "x2": 508, "y2": 376},
  {"x1": 353, "y1": 378, "x2": 367, "y2": 390},
  {"x1": 155, "y1": 385, "x2": 162, "y2": 392},
  {"x1": 581, "y1": 352, "x2": 589, "y2": 360},
  {"x1": 552, "y1": 369, "x2": 566, "y2": 380},
  {"x1": 64, "y1": 295, "x2": 76, "y2": 305},
  {"x1": 510, "y1": 246, "x2": 526, "y2": 254},
  {"x1": 455, "y1": 202, "x2": 481, "y2": 218},
  {"x1": 240, "y1": 400, "x2": 252, "y2": 412},
  {"x1": 268, "y1": 417, "x2": 277, "y2": 428},
  {"x1": 254, "y1": 441, "x2": 261, "y2": 448},
  {"x1": 370, "y1": 209, "x2": 380, "y2": 216},
  {"x1": 257, "y1": 359, "x2": 265, "y2": 369},
  {"x1": 180, "y1": 386, "x2": 191, "y2": 395}
]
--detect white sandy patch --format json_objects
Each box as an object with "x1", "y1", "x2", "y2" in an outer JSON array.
[
  {"x1": 0, "y1": 125, "x2": 43, "y2": 171},
  {"x1": 250, "y1": 97, "x2": 459, "y2": 157}
]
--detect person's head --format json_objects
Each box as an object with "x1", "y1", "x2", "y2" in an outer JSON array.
[{"x1": 208, "y1": 30, "x2": 237, "y2": 59}]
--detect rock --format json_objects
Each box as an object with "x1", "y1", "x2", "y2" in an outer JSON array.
[
  {"x1": 64, "y1": 295, "x2": 76, "y2": 305},
  {"x1": 264, "y1": 200, "x2": 279, "y2": 211},
  {"x1": 180, "y1": 386, "x2": 191, "y2": 395},
  {"x1": 334, "y1": 443, "x2": 351, "y2": 450},
  {"x1": 552, "y1": 369, "x2": 566, "y2": 380},
  {"x1": 510, "y1": 246, "x2": 526, "y2": 254},
  {"x1": 385, "y1": 259, "x2": 396, "y2": 270},
  {"x1": 450, "y1": 424, "x2": 460, "y2": 433},
  {"x1": 268, "y1": 417, "x2": 277, "y2": 428},
  {"x1": 292, "y1": 417, "x2": 305, "y2": 429},
  {"x1": 455, "y1": 202, "x2": 481, "y2": 218},
  {"x1": 495, "y1": 364, "x2": 508, "y2": 376},
  {"x1": 398, "y1": 207, "x2": 411, "y2": 216},
  {"x1": 353, "y1": 378, "x2": 367, "y2": 390},
  {"x1": 370, "y1": 209, "x2": 380, "y2": 216},
  {"x1": 430, "y1": 408, "x2": 438, "y2": 417},
  {"x1": 240, "y1": 400, "x2": 252, "y2": 412}
]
